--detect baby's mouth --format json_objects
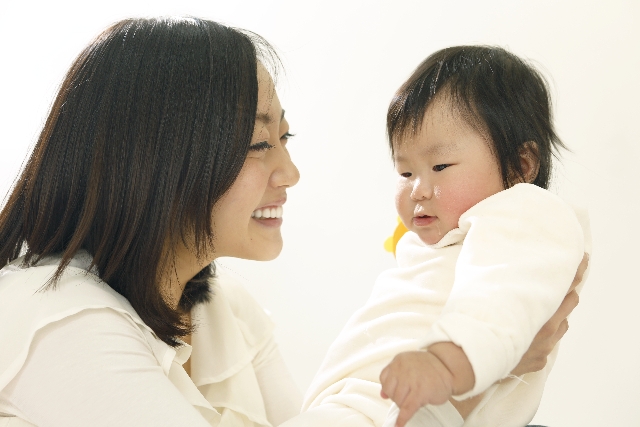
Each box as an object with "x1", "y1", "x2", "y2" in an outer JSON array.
[{"x1": 413, "y1": 215, "x2": 437, "y2": 226}]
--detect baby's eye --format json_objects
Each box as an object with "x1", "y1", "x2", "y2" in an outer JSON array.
[
  {"x1": 248, "y1": 141, "x2": 275, "y2": 152},
  {"x1": 400, "y1": 172, "x2": 412, "y2": 178},
  {"x1": 433, "y1": 164, "x2": 450, "y2": 172}
]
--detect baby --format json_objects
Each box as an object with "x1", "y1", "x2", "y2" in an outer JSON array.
[{"x1": 285, "y1": 46, "x2": 590, "y2": 427}]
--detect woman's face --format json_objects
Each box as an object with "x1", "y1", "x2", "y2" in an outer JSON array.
[{"x1": 211, "y1": 65, "x2": 300, "y2": 260}]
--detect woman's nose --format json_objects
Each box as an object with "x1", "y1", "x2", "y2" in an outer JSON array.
[
  {"x1": 274, "y1": 148, "x2": 300, "y2": 188},
  {"x1": 410, "y1": 178, "x2": 431, "y2": 201}
]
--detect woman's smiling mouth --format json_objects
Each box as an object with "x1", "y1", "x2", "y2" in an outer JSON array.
[
  {"x1": 251, "y1": 206, "x2": 283, "y2": 228},
  {"x1": 251, "y1": 206, "x2": 283, "y2": 219}
]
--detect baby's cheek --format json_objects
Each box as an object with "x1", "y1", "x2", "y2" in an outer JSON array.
[
  {"x1": 395, "y1": 184, "x2": 413, "y2": 228},
  {"x1": 439, "y1": 186, "x2": 482, "y2": 224},
  {"x1": 434, "y1": 185, "x2": 442, "y2": 198}
]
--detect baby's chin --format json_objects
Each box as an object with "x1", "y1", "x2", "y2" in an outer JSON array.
[
  {"x1": 413, "y1": 225, "x2": 456, "y2": 246},
  {"x1": 418, "y1": 235, "x2": 446, "y2": 245}
]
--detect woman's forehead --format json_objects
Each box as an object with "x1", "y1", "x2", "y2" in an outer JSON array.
[{"x1": 256, "y1": 65, "x2": 280, "y2": 120}]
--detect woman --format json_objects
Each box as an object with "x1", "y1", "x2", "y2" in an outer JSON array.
[{"x1": 0, "y1": 17, "x2": 584, "y2": 427}]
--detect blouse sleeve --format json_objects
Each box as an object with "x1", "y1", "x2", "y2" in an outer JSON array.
[{"x1": 0, "y1": 308, "x2": 212, "y2": 427}]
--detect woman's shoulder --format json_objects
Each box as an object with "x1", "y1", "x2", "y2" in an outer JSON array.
[
  {"x1": 2, "y1": 261, "x2": 120, "y2": 302},
  {"x1": 0, "y1": 259, "x2": 150, "y2": 332},
  {"x1": 0, "y1": 259, "x2": 171, "y2": 391}
]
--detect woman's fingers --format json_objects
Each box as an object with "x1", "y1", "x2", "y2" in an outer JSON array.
[
  {"x1": 562, "y1": 290, "x2": 579, "y2": 317},
  {"x1": 508, "y1": 255, "x2": 587, "y2": 379},
  {"x1": 510, "y1": 289, "x2": 581, "y2": 377},
  {"x1": 552, "y1": 318, "x2": 570, "y2": 342},
  {"x1": 569, "y1": 253, "x2": 589, "y2": 293},
  {"x1": 550, "y1": 290, "x2": 579, "y2": 328}
]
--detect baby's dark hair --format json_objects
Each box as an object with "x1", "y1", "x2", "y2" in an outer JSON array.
[{"x1": 387, "y1": 45, "x2": 565, "y2": 189}]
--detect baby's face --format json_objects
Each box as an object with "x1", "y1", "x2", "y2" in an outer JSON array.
[{"x1": 393, "y1": 97, "x2": 504, "y2": 245}]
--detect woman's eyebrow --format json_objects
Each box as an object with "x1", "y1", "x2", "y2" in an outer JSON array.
[
  {"x1": 255, "y1": 112, "x2": 273, "y2": 124},
  {"x1": 255, "y1": 109, "x2": 285, "y2": 124}
]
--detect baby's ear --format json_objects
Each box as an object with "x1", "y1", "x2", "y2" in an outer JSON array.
[{"x1": 518, "y1": 141, "x2": 540, "y2": 184}]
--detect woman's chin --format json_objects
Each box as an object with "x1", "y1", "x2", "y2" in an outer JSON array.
[{"x1": 243, "y1": 239, "x2": 283, "y2": 262}]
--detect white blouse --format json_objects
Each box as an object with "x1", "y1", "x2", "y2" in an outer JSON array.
[{"x1": 0, "y1": 253, "x2": 302, "y2": 427}]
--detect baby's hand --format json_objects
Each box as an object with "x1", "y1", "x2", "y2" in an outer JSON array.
[{"x1": 379, "y1": 350, "x2": 454, "y2": 427}]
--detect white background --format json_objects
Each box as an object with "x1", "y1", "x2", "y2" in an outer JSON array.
[{"x1": 1, "y1": 1, "x2": 638, "y2": 425}]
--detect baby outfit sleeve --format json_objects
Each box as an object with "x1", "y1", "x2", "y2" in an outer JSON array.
[
  {"x1": 421, "y1": 184, "x2": 587, "y2": 398},
  {"x1": 0, "y1": 308, "x2": 212, "y2": 427},
  {"x1": 383, "y1": 402, "x2": 463, "y2": 427},
  {"x1": 252, "y1": 335, "x2": 303, "y2": 426}
]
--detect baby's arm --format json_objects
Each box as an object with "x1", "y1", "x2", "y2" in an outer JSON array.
[
  {"x1": 379, "y1": 342, "x2": 473, "y2": 427},
  {"x1": 380, "y1": 252, "x2": 587, "y2": 427},
  {"x1": 423, "y1": 185, "x2": 585, "y2": 396},
  {"x1": 382, "y1": 185, "x2": 589, "y2": 426}
]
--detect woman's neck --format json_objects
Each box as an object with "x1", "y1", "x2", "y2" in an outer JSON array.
[{"x1": 162, "y1": 242, "x2": 214, "y2": 309}]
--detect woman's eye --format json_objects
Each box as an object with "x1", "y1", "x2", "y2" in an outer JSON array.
[
  {"x1": 248, "y1": 141, "x2": 275, "y2": 152},
  {"x1": 433, "y1": 164, "x2": 450, "y2": 172},
  {"x1": 280, "y1": 132, "x2": 295, "y2": 141}
]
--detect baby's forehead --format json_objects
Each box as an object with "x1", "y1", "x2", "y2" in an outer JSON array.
[{"x1": 392, "y1": 137, "x2": 460, "y2": 162}]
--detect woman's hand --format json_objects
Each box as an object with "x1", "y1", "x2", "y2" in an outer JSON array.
[{"x1": 510, "y1": 252, "x2": 589, "y2": 376}]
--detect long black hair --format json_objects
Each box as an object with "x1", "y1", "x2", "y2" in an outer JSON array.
[
  {"x1": 387, "y1": 45, "x2": 565, "y2": 189},
  {"x1": 0, "y1": 17, "x2": 278, "y2": 346}
]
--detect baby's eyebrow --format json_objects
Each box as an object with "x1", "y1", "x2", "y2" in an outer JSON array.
[
  {"x1": 423, "y1": 142, "x2": 458, "y2": 155},
  {"x1": 394, "y1": 142, "x2": 458, "y2": 162}
]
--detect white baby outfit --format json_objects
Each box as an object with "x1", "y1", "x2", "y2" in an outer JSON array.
[{"x1": 283, "y1": 184, "x2": 591, "y2": 427}]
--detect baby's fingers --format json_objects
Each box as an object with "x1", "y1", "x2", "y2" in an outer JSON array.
[
  {"x1": 395, "y1": 394, "x2": 423, "y2": 427},
  {"x1": 380, "y1": 370, "x2": 398, "y2": 401}
]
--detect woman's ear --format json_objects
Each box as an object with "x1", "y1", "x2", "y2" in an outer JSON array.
[{"x1": 519, "y1": 141, "x2": 540, "y2": 184}]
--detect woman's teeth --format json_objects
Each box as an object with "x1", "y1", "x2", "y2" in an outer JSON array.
[{"x1": 251, "y1": 206, "x2": 283, "y2": 219}]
